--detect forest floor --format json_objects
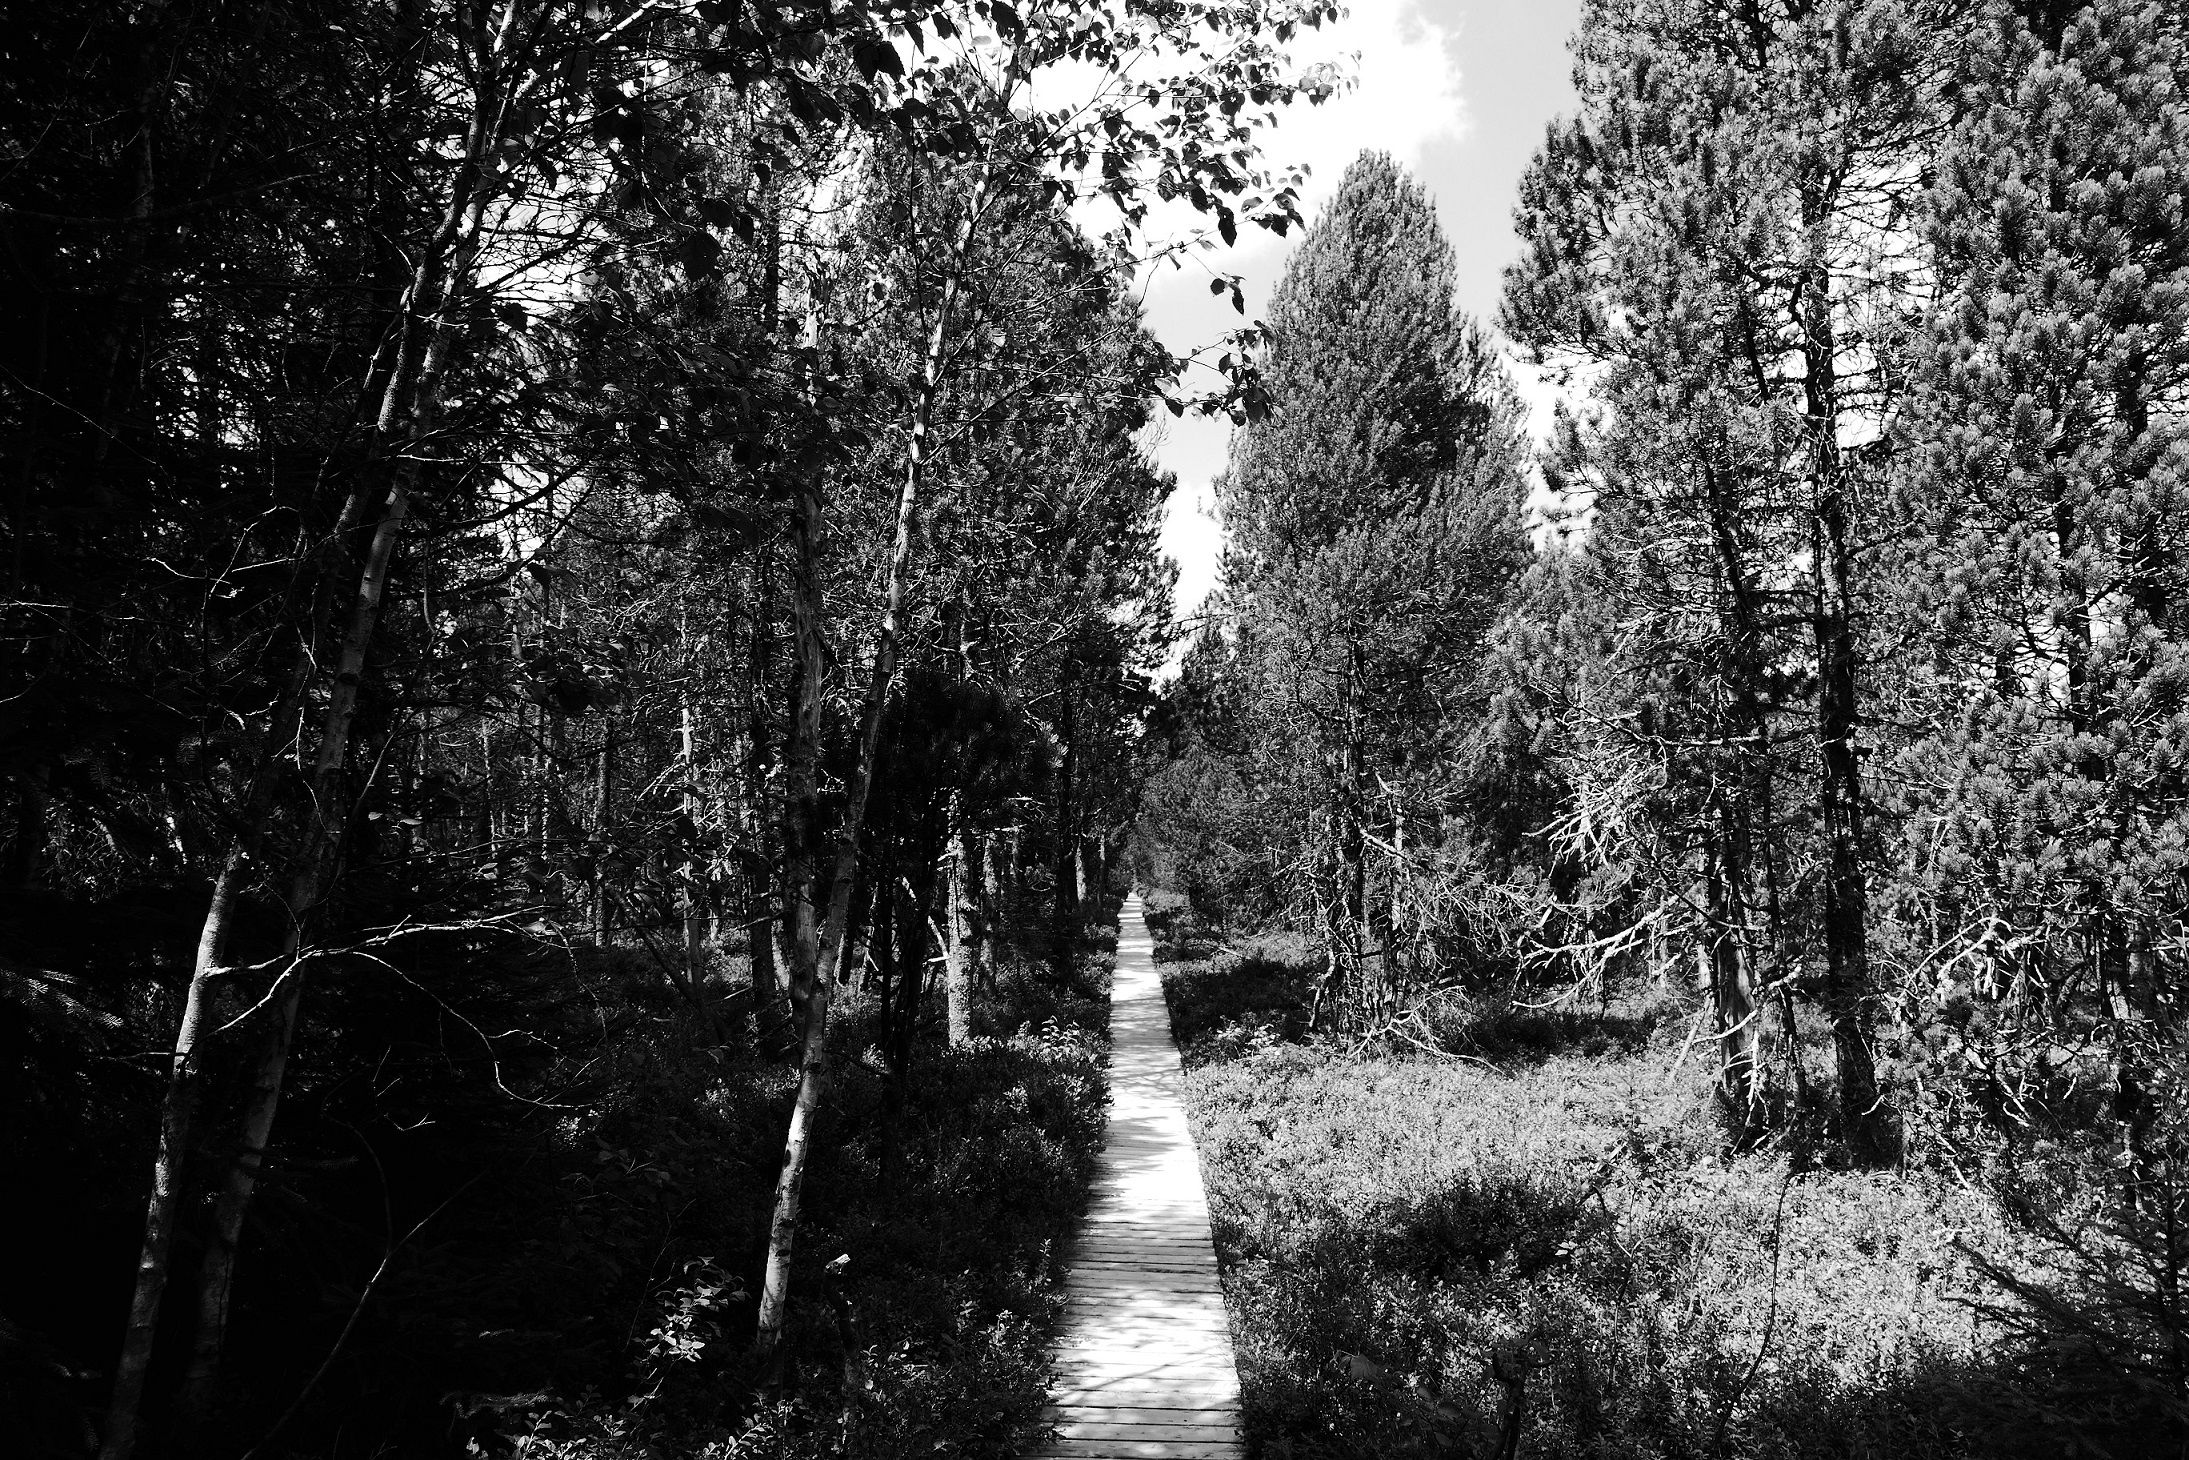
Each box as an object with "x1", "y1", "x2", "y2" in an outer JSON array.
[
  {"x1": 1142, "y1": 893, "x2": 2088, "y2": 1460},
  {"x1": 6, "y1": 898, "x2": 1122, "y2": 1460}
]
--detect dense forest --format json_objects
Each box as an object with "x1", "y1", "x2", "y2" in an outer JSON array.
[
  {"x1": 0, "y1": 0, "x2": 1340, "y2": 1454},
  {"x1": 1138, "y1": 0, "x2": 2189, "y2": 1455},
  {"x1": 7, "y1": 0, "x2": 2189, "y2": 1456}
]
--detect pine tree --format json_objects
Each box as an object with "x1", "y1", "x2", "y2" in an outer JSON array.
[
  {"x1": 1893, "y1": 0, "x2": 2189, "y2": 1135},
  {"x1": 1218, "y1": 149, "x2": 1527, "y2": 1023},
  {"x1": 1503, "y1": 0, "x2": 1973, "y2": 1152}
]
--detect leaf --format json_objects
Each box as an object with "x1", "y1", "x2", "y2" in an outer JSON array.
[
  {"x1": 852, "y1": 35, "x2": 903, "y2": 81},
  {"x1": 677, "y1": 230, "x2": 723, "y2": 277}
]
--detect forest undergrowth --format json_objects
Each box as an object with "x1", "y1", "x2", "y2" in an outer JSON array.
[
  {"x1": 6, "y1": 895, "x2": 1117, "y2": 1460},
  {"x1": 1145, "y1": 892, "x2": 2181, "y2": 1460}
]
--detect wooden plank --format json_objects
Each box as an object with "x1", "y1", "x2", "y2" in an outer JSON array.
[
  {"x1": 1051, "y1": 1354, "x2": 1239, "y2": 1372},
  {"x1": 1057, "y1": 1421, "x2": 1244, "y2": 1441},
  {"x1": 1029, "y1": 1443, "x2": 1241, "y2": 1459},
  {"x1": 1050, "y1": 1387, "x2": 1243, "y2": 1406},
  {"x1": 1054, "y1": 1341, "x2": 1236, "y2": 1359},
  {"x1": 1044, "y1": 1406, "x2": 1243, "y2": 1425}
]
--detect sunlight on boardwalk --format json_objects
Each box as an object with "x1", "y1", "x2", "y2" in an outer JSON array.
[{"x1": 1033, "y1": 894, "x2": 1243, "y2": 1460}]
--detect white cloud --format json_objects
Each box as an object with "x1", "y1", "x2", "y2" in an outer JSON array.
[
  {"x1": 1144, "y1": 0, "x2": 1472, "y2": 620},
  {"x1": 1243, "y1": 0, "x2": 1470, "y2": 239}
]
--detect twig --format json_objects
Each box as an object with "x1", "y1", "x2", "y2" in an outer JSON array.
[
  {"x1": 237, "y1": 1175, "x2": 481, "y2": 1460},
  {"x1": 1714, "y1": 1166, "x2": 1798, "y2": 1448}
]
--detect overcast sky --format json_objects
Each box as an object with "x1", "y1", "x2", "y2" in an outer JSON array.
[{"x1": 1140, "y1": 0, "x2": 1584, "y2": 622}]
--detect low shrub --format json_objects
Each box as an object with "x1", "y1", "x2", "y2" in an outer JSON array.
[
  {"x1": 1152, "y1": 911, "x2": 2046, "y2": 1460},
  {"x1": 1161, "y1": 932, "x2": 1318, "y2": 1064},
  {"x1": 481, "y1": 930, "x2": 1113, "y2": 1460}
]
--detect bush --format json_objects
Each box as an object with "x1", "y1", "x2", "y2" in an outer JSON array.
[
  {"x1": 1161, "y1": 932, "x2": 1318, "y2": 1064},
  {"x1": 478, "y1": 928, "x2": 1114, "y2": 1460},
  {"x1": 1150, "y1": 903, "x2": 2035, "y2": 1460}
]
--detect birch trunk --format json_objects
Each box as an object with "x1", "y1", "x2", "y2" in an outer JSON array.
[
  {"x1": 176, "y1": 473, "x2": 415, "y2": 1424},
  {"x1": 98, "y1": 852, "x2": 246, "y2": 1460},
  {"x1": 944, "y1": 795, "x2": 971, "y2": 1046},
  {"x1": 751, "y1": 170, "x2": 989, "y2": 1364},
  {"x1": 167, "y1": 11, "x2": 512, "y2": 1407}
]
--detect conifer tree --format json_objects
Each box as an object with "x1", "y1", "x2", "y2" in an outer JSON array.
[
  {"x1": 1503, "y1": 0, "x2": 1971, "y2": 1151},
  {"x1": 1892, "y1": 0, "x2": 2189, "y2": 1133},
  {"x1": 1219, "y1": 149, "x2": 1527, "y2": 1022}
]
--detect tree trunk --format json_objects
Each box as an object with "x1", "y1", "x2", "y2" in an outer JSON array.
[
  {"x1": 966, "y1": 828, "x2": 993, "y2": 992},
  {"x1": 1802, "y1": 260, "x2": 1885, "y2": 1157},
  {"x1": 1389, "y1": 795, "x2": 1409, "y2": 990},
  {"x1": 176, "y1": 475, "x2": 415, "y2": 1426},
  {"x1": 99, "y1": 853, "x2": 246, "y2": 1460},
  {"x1": 593, "y1": 726, "x2": 614, "y2": 948},
  {"x1": 1333, "y1": 649, "x2": 1368, "y2": 1014},
  {"x1": 945, "y1": 796, "x2": 972, "y2": 1046},
  {"x1": 752, "y1": 167, "x2": 989, "y2": 1366},
  {"x1": 747, "y1": 558, "x2": 779, "y2": 1010},
  {"x1": 167, "y1": 33, "x2": 509, "y2": 1407},
  {"x1": 1703, "y1": 815, "x2": 1761, "y2": 1133},
  {"x1": 893, "y1": 860, "x2": 934, "y2": 1074},
  {"x1": 778, "y1": 433, "x2": 827, "y2": 1044}
]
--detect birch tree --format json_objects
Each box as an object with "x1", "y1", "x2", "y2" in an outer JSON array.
[{"x1": 749, "y1": 0, "x2": 1342, "y2": 1363}]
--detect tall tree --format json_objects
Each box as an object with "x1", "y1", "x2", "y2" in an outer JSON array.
[
  {"x1": 1889, "y1": 0, "x2": 2189, "y2": 1138},
  {"x1": 746, "y1": 0, "x2": 1340, "y2": 1364},
  {"x1": 1217, "y1": 149, "x2": 1527, "y2": 1024},
  {"x1": 1503, "y1": 0, "x2": 1969, "y2": 1152}
]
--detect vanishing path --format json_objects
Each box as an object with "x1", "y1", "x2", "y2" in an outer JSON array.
[{"x1": 1033, "y1": 894, "x2": 1243, "y2": 1460}]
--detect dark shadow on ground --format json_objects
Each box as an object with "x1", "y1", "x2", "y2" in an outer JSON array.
[{"x1": 1208, "y1": 1165, "x2": 2186, "y2": 1460}]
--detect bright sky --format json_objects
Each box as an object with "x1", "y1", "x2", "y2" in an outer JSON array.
[{"x1": 1143, "y1": 0, "x2": 1583, "y2": 623}]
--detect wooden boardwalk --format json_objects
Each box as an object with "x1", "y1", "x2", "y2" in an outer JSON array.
[{"x1": 1033, "y1": 894, "x2": 1242, "y2": 1459}]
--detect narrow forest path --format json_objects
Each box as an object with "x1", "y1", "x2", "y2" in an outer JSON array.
[{"x1": 1033, "y1": 894, "x2": 1243, "y2": 1459}]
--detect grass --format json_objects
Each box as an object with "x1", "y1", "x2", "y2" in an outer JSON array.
[{"x1": 1147, "y1": 903, "x2": 2049, "y2": 1459}]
